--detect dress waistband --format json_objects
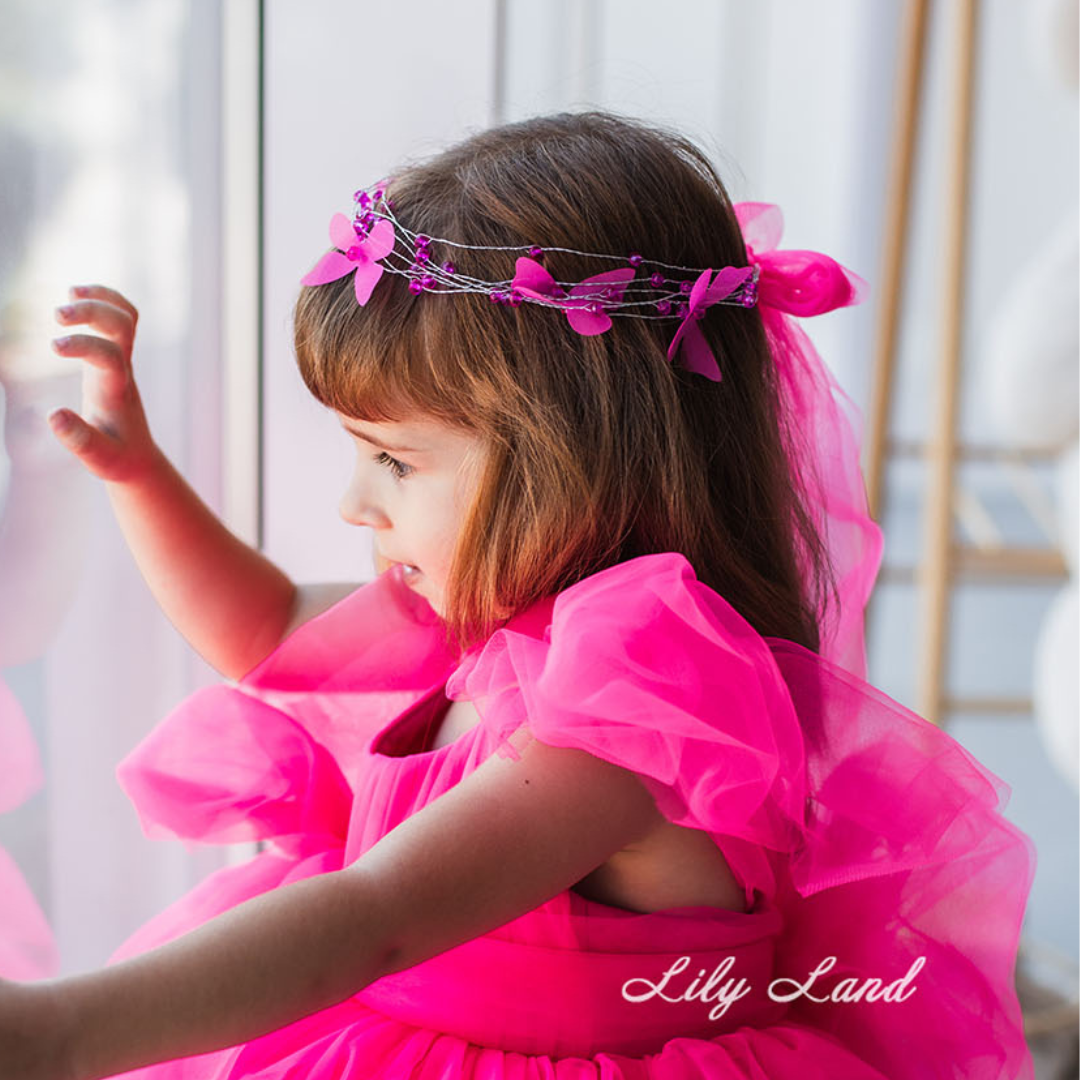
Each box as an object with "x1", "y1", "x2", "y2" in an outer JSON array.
[{"x1": 355, "y1": 905, "x2": 788, "y2": 1058}]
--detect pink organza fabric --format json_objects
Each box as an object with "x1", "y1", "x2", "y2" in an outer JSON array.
[
  {"x1": 0, "y1": 676, "x2": 58, "y2": 979},
  {"x1": 734, "y1": 202, "x2": 883, "y2": 684},
  {"x1": 103, "y1": 558, "x2": 1035, "y2": 1080}
]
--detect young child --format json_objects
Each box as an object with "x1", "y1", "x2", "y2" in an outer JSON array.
[{"x1": 1, "y1": 111, "x2": 1035, "y2": 1080}]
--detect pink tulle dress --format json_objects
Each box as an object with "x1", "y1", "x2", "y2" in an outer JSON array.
[
  {"x1": 103, "y1": 554, "x2": 1036, "y2": 1080},
  {"x1": 0, "y1": 675, "x2": 58, "y2": 980}
]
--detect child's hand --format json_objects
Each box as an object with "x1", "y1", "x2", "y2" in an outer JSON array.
[
  {"x1": 48, "y1": 285, "x2": 159, "y2": 483},
  {"x1": 0, "y1": 976, "x2": 73, "y2": 1080}
]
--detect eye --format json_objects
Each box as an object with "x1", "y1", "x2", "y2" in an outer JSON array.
[{"x1": 373, "y1": 450, "x2": 413, "y2": 481}]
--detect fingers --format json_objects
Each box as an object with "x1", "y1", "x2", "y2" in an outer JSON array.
[
  {"x1": 50, "y1": 332, "x2": 127, "y2": 372},
  {"x1": 55, "y1": 294, "x2": 136, "y2": 355},
  {"x1": 50, "y1": 332, "x2": 131, "y2": 406},
  {"x1": 66, "y1": 284, "x2": 139, "y2": 328}
]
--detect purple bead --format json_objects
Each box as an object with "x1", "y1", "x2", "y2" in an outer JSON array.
[
  {"x1": 508, "y1": 290, "x2": 523, "y2": 307},
  {"x1": 373, "y1": 188, "x2": 384, "y2": 201},
  {"x1": 656, "y1": 299, "x2": 672, "y2": 315},
  {"x1": 357, "y1": 191, "x2": 371, "y2": 209},
  {"x1": 628, "y1": 252, "x2": 643, "y2": 268},
  {"x1": 415, "y1": 234, "x2": 430, "y2": 247},
  {"x1": 421, "y1": 273, "x2": 436, "y2": 289},
  {"x1": 679, "y1": 280, "x2": 693, "y2": 294},
  {"x1": 408, "y1": 279, "x2": 424, "y2": 295},
  {"x1": 346, "y1": 245, "x2": 361, "y2": 260},
  {"x1": 650, "y1": 273, "x2": 665, "y2": 288},
  {"x1": 441, "y1": 260, "x2": 457, "y2": 274},
  {"x1": 528, "y1": 246, "x2": 544, "y2": 259},
  {"x1": 386, "y1": 198, "x2": 396, "y2": 210},
  {"x1": 414, "y1": 248, "x2": 429, "y2": 264},
  {"x1": 676, "y1": 301, "x2": 688, "y2": 317},
  {"x1": 362, "y1": 212, "x2": 375, "y2": 227},
  {"x1": 489, "y1": 291, "x2": 504, "y2": 304}
]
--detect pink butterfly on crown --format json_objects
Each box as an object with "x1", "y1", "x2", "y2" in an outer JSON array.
[
  {"x1": 510, "y1": 257, "x2": 636, "y2": 336},
  {"x1": 301, "y1": 212, "x2": 396, "y2": 306},
  {"x1": 665, "y1": 266, "x2": 757, "y2": 382}
]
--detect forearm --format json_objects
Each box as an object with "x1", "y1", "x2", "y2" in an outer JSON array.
[
  {"x1": 105, "y1": 446, "x2": 296, "y2": 680},
  {"x1": 48, "y1": 868, "x2": 393, "y2": 1080}
]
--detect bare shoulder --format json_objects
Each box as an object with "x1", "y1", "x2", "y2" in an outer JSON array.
[{"x1": 279, "y1": 581, "x2": 367, "y2": 642}]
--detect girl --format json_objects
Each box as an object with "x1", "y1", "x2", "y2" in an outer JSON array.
[{"x1": 1, "y1": 111, "x2": 1035, "y2": 1079}]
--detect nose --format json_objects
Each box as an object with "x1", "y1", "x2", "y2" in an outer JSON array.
[
  {"x1": 339, "y1": 493, "x2": 388, "y2": 528},
  {"x1": 338, "y1": 465, "x2": 389, "y2": 529}
]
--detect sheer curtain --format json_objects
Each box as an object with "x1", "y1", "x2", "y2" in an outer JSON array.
[{"x1": 0, "y1": 0, "x2": 234, "y2": 976}]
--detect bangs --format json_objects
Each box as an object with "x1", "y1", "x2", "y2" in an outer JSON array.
[{"x1": 293, "y1": 264, "x2": 464, "y2": 426}]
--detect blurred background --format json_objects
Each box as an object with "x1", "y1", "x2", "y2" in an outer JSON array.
[{"x1": 0, "y1": 0, "x2": 1076, "y2": 1072}]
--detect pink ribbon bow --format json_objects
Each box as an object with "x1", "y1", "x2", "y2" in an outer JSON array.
[
  {"x1": 511, "y1": 257, "x2": 636, "y2": 336},
  {"x1": 666, "y1": 203, "x2": 869, "y2": 382},
  {"x1": 301, "y1": 212, "x2": 396, "y2": 306},
  {"x1": 665, "y1": 266, "x2": 756, "y2": 382},
  {"x1": 734, "y1": 202, "x2": 869, "y2": 317}
]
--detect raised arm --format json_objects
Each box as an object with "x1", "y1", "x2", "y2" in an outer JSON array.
[
  {"x1": 47, "y1": 285, "x2": 296, "y2": 680},
  {"x1": 102, "y1": 444, "x2": 297, "y2": 680}
]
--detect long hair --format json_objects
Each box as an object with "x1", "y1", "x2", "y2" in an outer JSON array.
[{"x1": 293, "y1": 110, "x2": 837, "y2": 656}]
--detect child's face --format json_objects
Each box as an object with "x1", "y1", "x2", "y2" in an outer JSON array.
[{"x1": 334, "y1": 411, "x2": 486, "y2": 616}]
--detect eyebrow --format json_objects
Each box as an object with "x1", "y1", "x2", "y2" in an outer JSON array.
[{"x1": 340, "y1": 421, "x2": 424, "y2": 454}]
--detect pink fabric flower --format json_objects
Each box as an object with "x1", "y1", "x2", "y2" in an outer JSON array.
[
  {"x1": 301, "y1": 212, "x2": 396, "y2": 306},
  {"x1": 665, "y1": 266, "x2": 755, "y2": 382},
  {"x1": 511, "y1": 257, "x2": 636, "y2": 336}
]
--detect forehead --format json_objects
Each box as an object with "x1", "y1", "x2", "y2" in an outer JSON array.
[{"x1": 335, "y1": 411, "x2": 481, "y2": 457}]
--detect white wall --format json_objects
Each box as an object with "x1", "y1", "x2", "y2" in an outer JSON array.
[{"x1": 262, "y1": 0, "x2": 499, "y2": 581}]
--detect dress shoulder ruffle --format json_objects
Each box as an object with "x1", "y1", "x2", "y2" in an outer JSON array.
[
  {"x1": 114, "y1": 564, "x2": 462, "y2": 853},
  {"x1": 448, "y1": 551, "x2": 1036, "y2": 1080}
]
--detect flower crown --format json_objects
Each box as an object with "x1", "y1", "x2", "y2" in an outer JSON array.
[{"x1": 301, "y1": 182, "x2": 867, "y2": 383}]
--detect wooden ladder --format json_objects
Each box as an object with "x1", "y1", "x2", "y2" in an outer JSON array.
[{"x1": 861, "y1": 0, "x2": 1069, "y2": 729}]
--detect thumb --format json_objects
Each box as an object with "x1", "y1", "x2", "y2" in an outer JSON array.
[{"x1": 47, "y1": 408, "x2": 117, "y2": 474}]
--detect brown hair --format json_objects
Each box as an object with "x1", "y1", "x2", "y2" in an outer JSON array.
[{"x1": 293, "y1": 110, "x2": 838, "y2": 656}]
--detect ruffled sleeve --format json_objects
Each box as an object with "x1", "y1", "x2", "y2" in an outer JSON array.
[
  {"x1": 114, "y1": 686, "x2": 354, "y2": 856},
  {"x1": 115, "y1": 563, "x2": 462, "y2": 855},
  {"x1": 237, "y1": 561, "x2": 462, "y2": 763},
  {"x1": 446, "y1": 552, "x2": 1036, "y2": 1080},
  {"x1": 448, "y1": 552, "x2": 810, "y2": 855}
]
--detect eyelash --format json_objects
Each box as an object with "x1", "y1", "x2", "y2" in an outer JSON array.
[{"x1": 373, "y1": 450, "x2": 413, "y2": 480}]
